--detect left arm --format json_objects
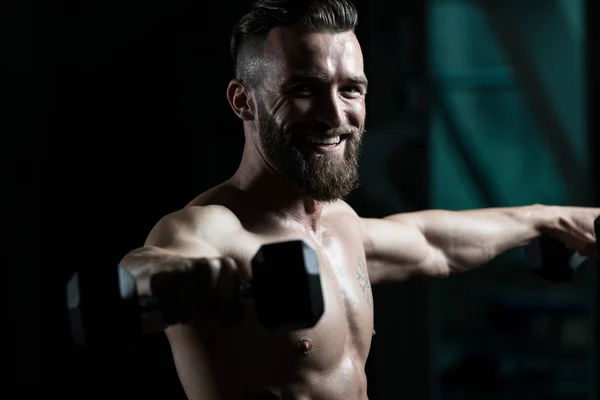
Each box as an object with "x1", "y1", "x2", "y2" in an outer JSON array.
[{"x1": 362, "y1": 204, "x2": 599, "y2": 285}]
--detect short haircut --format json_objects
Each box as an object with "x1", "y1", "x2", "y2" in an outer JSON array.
[{"x1": 230, "y1": 0, "x2": 358, "y2": 86}]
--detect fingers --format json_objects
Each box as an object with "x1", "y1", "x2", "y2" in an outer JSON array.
[
  {"x1": 194, "y1": 257, "x2": 245, "y2": 323},
  {"x1": 586, "y1": 236, "x2": 600, "y2": 258},
  {"x1": 150, "y1": 260, "x2": 204, "y2": 325},
  {"x1": 216, "y1": 257, "x2": 246, "y2": 322},
  {"x1": 148, "y1": 256, "x2": 245, "y2": 325}
]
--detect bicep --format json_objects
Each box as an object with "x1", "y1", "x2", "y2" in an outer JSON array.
[{"x1": 361, "y1": 216, "x2": 445, "y2": 284}]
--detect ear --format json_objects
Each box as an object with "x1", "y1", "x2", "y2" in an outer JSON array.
[{"x1": 227, "y1": 79, "x2": 255, "y2": 121}]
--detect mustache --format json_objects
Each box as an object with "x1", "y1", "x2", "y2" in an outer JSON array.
[{"x1": 291, "y1": 124, "x2": 361, "y2": 137}]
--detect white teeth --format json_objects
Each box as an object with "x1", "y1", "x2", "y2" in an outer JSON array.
[{"x1": 306, "y1": 135, "x2": 341, "y2": 145}]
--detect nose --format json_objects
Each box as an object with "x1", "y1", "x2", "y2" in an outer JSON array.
[{"x1": 314, "y1": 91, "x2": 344, "y2": 129}]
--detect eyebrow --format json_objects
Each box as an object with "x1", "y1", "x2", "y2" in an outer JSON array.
[{"x1": 284, "y1": 69, "x2": 369, "y2": 89}]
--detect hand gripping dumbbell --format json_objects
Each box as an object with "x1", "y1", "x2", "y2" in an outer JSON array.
[
  {"x1": 524, "y1": 216, "x2": 600, "y2": 283},
  {"x1": 66, "y1": 240, "x2": 325, "y2": 350}
]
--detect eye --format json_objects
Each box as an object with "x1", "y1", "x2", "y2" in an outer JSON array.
[
  {"x1": 292, "y1": 84, "x2": 315, "y2": 96},
  {"x1": 341, "y1": 86, "x2": 364, "y2": 96}
]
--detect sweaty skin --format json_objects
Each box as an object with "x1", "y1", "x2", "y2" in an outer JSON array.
[{"x1": 162, "y1": 198, "x2": 375, "y2": 400}]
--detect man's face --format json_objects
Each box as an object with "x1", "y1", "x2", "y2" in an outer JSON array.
[{"x1": 253, "y1": 26, "x2": 367, "y2": 202}]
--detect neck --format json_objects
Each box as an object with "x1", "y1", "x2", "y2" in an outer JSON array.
[{"x1": 229, "y1": 141, "x2": 325, "y2": 234}]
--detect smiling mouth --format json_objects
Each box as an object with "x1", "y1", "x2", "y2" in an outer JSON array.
[
  {"x1": 296, "y1": 133, "x2": 351, "y2": 146},
  {"x1": 291, "y1": 133, "x2": 351, "y2": 154},
  {"x1": 306, "y1": 135, "x2": 342, "y2": 145}
]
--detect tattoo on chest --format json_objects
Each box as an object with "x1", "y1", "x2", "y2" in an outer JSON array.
[{"x1": 356, "y1": 259, "x2": 373, "y2": 306}]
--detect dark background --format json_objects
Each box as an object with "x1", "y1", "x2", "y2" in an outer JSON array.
[{"x1": 5, "y1": 0, "x2": 598, "y2": 398}]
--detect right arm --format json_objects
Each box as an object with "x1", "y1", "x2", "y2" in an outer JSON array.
[{"x1": 122, "y1": 206, "x2": 243, "y2": 400}]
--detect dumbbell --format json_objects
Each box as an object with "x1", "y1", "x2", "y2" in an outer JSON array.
[
  {"x1": 66, "y1": 240, "x2": 325, "y2": 350},
  {"x1": 524, "y1": 216, "x2": 600, "y2": 283}
]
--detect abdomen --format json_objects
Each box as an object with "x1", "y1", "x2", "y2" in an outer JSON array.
[{"x1": 169, "y1": 333, "x2": 368, "y2": 400}]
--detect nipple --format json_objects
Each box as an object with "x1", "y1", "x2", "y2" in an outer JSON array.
[{"x1": 295, "y1": 338, "x2": 313, "y2": 356}]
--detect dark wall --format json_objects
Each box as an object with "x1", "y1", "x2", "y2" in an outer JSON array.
[
  {"x1": 53, "y1": 2, "x2": 248, "y2": 396},
  {"x1": 5, "y1": 0, "x2": 250, "y2": 396}
]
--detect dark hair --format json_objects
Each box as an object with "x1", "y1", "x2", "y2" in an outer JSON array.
[{"x1": 230, "y1": 0, "x2": 358, "y2": 85}]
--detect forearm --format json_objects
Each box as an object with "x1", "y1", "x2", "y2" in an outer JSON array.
[{"x1": 388, "y1": 204, "x2": 559, "y2": 274}]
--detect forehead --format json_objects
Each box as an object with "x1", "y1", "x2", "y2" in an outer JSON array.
[{"x1": 262, "y1": 26, "x2": 364, "y2": 81}]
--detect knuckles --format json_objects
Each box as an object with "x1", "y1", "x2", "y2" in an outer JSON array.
[{"x1": 149, "y1": 256, "x2": 246, "y2": 325}]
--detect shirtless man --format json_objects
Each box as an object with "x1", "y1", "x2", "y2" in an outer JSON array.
[{"x1": 120, "y1": 0, "x2": 600, "y2": 398}]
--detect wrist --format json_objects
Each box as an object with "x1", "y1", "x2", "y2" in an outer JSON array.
[{"x1": 528, "y1": 203, "x2": 561, "y2": 235}]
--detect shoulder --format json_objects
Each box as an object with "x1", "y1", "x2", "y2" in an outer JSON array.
[
  {"x1": 146, "y1": 205, "x2": 244, "y2": 246},
  {"x1": 175, "y1": 204, "x2": 243, "y2": 235},
  {"x1": 325, "y1": 200, "x2": 382, "y2": 251},
  {"x1": 181, "y1": 204, "x2": 243, "y2": 225},
  {"x1": 325, "y1": 200, "x2": 365, "y2": 233},
  {"x1": 326, "y1": 200, "x2": 369, "y2": 228},
  {"x1": 326, "y1": 200, "x2": 361, "y2": 219}
]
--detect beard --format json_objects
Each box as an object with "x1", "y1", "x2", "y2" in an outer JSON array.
[{"x1": 256, "y1": 103, "x2": 364, "y2": 202}]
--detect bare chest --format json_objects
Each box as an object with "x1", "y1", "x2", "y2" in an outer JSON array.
[{"x1": 214, "y1": 227, "x2": 375, "y2": 382}]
